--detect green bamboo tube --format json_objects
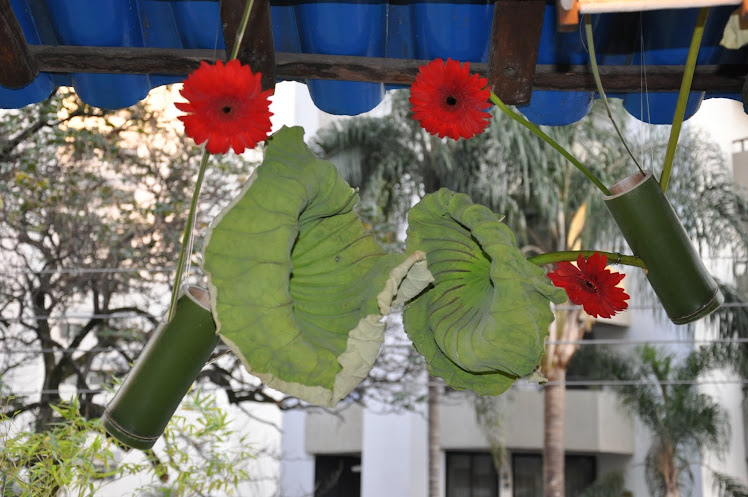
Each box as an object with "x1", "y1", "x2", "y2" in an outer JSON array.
[
  {"x1": 604, "y1": 171, "x2": 723, "y2": 324},
  {"x1": 102, "y1": 286, "x2": 219, "y2": 449}
]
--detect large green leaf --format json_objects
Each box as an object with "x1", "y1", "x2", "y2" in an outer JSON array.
[
  {"x1": 203, "y1": 126, "x2": 430, "y2": 407},
  {"x1": 403, "y1": 189, "x2": 566, "y2": 395}
]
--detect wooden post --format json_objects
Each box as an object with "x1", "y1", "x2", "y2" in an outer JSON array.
[
  {"x1": 488, "y1": 0, "x2": 546, "y2": 106},
  {"x1": 0, "y1": 0, "x2": 39, "y2": 88},
  {"x1": 220, "y1": 0, "x2": 276, "y2": 91},
  {"x1": 557, "y1": 0, "x2": 580, "y2": 31}
]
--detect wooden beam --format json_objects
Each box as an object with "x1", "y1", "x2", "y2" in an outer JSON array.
[
  {"x1": 0, "y1": 0, "x2": 38, "y2": 88},
  {"x1": 532, "y1": 64, "x2": 747, "y2": 92},
  {"x1": 220, "y1": 0, "x2": 275, "y2": 91},
  {"x1": 488, "y1": 0, "x2": 545, "y2": 105},
  {"x1": 23, "y1": 45, "x2": 748, "y2": 95},
  {"x1": 29, "y1": 45, "x2": 213, "y2": 74}
]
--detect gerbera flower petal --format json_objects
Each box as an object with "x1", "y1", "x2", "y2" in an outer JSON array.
[
  {"x1": 176, "y1": 59, "x2": 274, "y2": 154},
  {"x1": 547, "y1": 252, "x2": 630, "y2": 318},
  {"x1": 409, "y1": 58, "x2": 491, "y2": 140}
]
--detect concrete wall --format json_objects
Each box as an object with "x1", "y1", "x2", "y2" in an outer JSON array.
[
  {"x1": 440, "y1": 390, "x2": 634, "y2": 455},
  {"x1": 305, "y1": 390, "x2": 633, "y2": 457},
  {"x1": 306, "y1": 404, "x2": 363, "y2": 454}
]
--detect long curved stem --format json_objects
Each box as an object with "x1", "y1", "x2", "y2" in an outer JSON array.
[
  {"x1": 230, "y1": 0, "x2": 256, "y2": 60},
  {"x1": 584, "y1": 14, "x2": 643, "y2": 175},
  {"x1": 168, "y1": 150, "x2": 210, "y2": 321},
  {"x1": 490, "y1": 92, "x2": 611, "y2": 195},
  {"x1": 166, "y1": 0, "x2": 257, "y2": 321},
  {"x1": 660, "y1": 7, "x2": 709, "y2": 192},
  {"x1": 527, "y1": 250, "x2": 646, "y2": 269}
]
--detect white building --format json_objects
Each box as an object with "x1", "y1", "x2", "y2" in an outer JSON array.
[{"x1": 277, "y1": 97, "x2": 748, "y2": 497}]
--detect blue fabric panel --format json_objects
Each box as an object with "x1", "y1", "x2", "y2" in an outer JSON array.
[
  {"x1": 0, "y1": 0, "x2": 55, "y2": 107},
  {"x1": 1, "y1": 0, "x2": 746, "y2": 125}
]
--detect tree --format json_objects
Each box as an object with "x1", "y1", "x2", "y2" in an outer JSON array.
[
  {"x1": 313, "y1": 90, "x2": 748, "y2": 496},
  {"x1": 0, "y1": 87, "x2": 434, "y2": 493},
  {"x1": 570, "y1": 344, "x2": 748, "y2": 497},
  {"x1": 0, "y1": 89, "x2": 329, "y2": 494},
  {"x1": 0, "y1": 392, "x2": 253, "y2": 496},
  {"x1": 315, "y1": 91, "x2": 632, "y2": 497},
  {"x1": 0, "y1": 88, "x2": 302, "y2": 431}
]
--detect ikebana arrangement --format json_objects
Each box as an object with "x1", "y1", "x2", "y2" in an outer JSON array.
[{"x1": 102, "y1": 2, "x2": 720, "y2": 450}]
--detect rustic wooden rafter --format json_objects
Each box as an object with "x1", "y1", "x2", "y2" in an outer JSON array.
[
  {"x1": 220, "y1": 0, "x2": 276, "y2": 91},
  {"x1": 489, "y1": 0, "x2": 546, "y2": 105},
  {"x1": 0, "y1": 0, "x2": 38, "y2": 88},
  {"x1": 23, "y1": 45, "x2": 748, "y2": 101}
]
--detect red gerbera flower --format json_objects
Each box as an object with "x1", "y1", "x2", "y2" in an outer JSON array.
[
  {"x1": 409, "y1": 58, "x2": 491, "y2": 140},
  {"x1": 176, "y1": 59, "x2": 273, "y2": 155},
  {"x1": 547, "y1": 252, "x2": 630, "y2": 319}
]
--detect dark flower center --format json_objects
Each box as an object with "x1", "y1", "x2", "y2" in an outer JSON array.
[
  {"x1": 581, "y1": 278, "x2": 598, "y2": 293},
  {"x1": 446, "y1": 95, "x2": 457, "y2": 106},
  {"x1": 222, "y1": 105, "x2": 232, "y2": 114}
]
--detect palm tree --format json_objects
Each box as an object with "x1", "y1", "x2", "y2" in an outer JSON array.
[
  {"x1": 570, "y1": 344, "x2": 748, "y2": 497},
  {"x1": 312, "y1": 90, "x2": 748, "y2": 497}
]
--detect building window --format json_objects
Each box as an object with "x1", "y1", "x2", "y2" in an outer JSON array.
[
  {"x1": 314, "y1": 454, "x2": 361, "y2": 497},
  {"x1": 446, "y1": 452, "x2": 499, "y2": 497},
  {"x1": 512, "y1": 453, "x2": 596, "y2": 497}
]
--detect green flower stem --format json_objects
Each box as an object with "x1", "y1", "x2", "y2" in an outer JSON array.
[
  {"x1": 527, "y1": 250, "x2": 646, "y2": 269},
  {"x1": 168, "y1": 149, "x2": 211, "y2": 321},
  {"x1": 660, "y1": 7, "x2": 709, "y2": 192},
  {"x1": 167, "y1": 0, "x2": 256, "y2": 321},
  {"x1": 489, "y1": 92, "x2": 612, "y2": 196},
  {"x1": 230, "y1": 0, "x2": 255, "y2": 60},
  {"x1": 584, "y1": 14, "x2": 643, "y2": 175}
]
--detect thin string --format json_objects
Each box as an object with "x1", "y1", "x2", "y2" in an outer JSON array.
[
  {"x1": 641, "y1": 18, "x2": 654, "y2": 168},
  {"x1": 584, "y1": 15, "x2": 643, "y2": 174},
  {"x1": 639, "y1": 13, "x2": 646, "y2": 162}
]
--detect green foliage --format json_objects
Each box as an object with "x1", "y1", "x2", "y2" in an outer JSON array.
[
  {"x1": 314, "y1": 92, "x2": 635, "y2": 253},
  {"x1": 0, "y1": 398, "x2": 117, "y2": 496},
  {"x1": 0, "y1": 393, "x2": 252, "y2": 496},
  {"x1": 571, "y1": 344, "x2": 744, "y2": 497},
  {"x1": 0, "y1": 87, "x2": 261, "y2": 430},
  {"x1": 403, "y1": 189, "x2": 566, "y2": 394},
  {"x1": 578, "y1": 472, "x2": 630, "y2": 497},
  {"x1": 471, "y1": 392, "x2": 510, "y2": 471},
  {"x1": 712, "y1": 471, "x2": 748, "y2": 497},
  {"x1": 204, "y1": 126, "x2": 430, "y2": 407}
]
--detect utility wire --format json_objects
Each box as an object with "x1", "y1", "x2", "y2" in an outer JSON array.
[
  {"x1": 0, "y1": 254, "x2": 744, "y2": 276},
  {"x1": 0, "y1": 267, "x2": 174, "y2": 276},
  {"x1": 6, "y1": 300, "x2": 748, "y2": 324},
  {"x1": 3, "y1": 383, "x2": 264, "y2": 397},
  {"x1": 1, "y1": 312, "x2": 156, "y2": 323},
  {"x1": 7, "y1": 378, "x2": 748, "y2": 397},
  {"x1": 0, "y1": 345, "x2": 232, "y2": 355},
  {"x1": 543, "y1": 379, "x2": 748, "y2": 387},
  {"x1": 2, "y1": 339, "x2": 748, "y2": 356}
]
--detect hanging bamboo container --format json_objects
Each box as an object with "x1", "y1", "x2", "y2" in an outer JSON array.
[
  {"x1": 603, "y1": 170, "x2": 723, "y2": 324},
  {"x1": 102, "y1": 286, "x2": 219, "y2": 449}
]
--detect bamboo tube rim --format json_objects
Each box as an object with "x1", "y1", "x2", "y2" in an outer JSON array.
[{"x1": 604, "y1": 170, "x2": 652, "y2": 199}]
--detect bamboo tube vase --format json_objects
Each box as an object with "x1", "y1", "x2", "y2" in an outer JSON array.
[
  {"x1": 603, "y1": 170, "x2": 723, "y2": 324},
  {"x1": 102, "y1": 286, "x2": 219, "y2": 449}
]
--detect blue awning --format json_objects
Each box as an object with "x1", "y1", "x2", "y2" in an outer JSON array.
[{"x1": 2, "y1": 0, "x2": 746, "y2": 126}]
